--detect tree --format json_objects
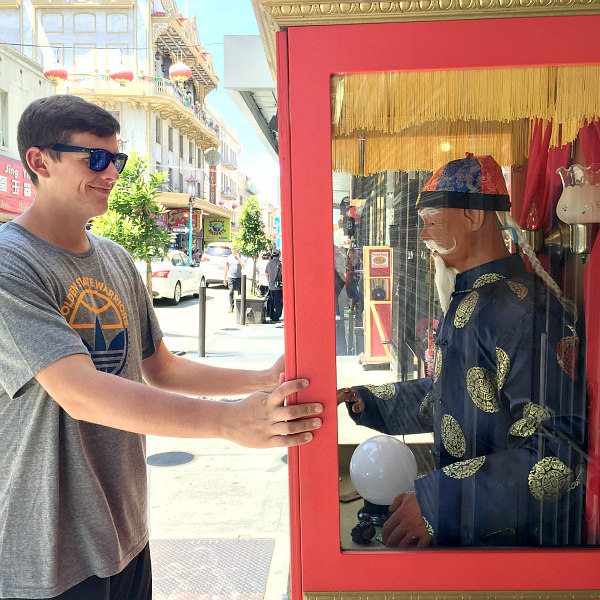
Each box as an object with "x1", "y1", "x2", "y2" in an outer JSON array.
[
  {"x1": 233, "y1": 196, "x2": 271, "y2": 295},
  {"x1": 91, "y1": 153, "x2": 172, "y2": 298}
]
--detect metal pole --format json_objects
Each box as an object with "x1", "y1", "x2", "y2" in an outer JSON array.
[
  {"x1": 197, "y1": 280, "x2": 206, "y2": 357},
  {"x1": 240, "y1": 274, "x2": 247, "y2": 326},
  {"x1": 188, "y1": 196, "x2": 194, "y2": 259}
]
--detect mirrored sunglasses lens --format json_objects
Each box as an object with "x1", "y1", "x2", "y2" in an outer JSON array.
[
  {"x1": 114, "y1": 154, "x2": 128, "y2": 174},
  {"x1": 89, "y1": 150, "x2": 111, "y2": 172}
]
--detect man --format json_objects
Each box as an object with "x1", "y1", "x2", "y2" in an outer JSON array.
[
  {"x1": 339, "y1": 154, "x2": 586, "y2": 548},
  {"x1": 265, "y1": 249, "x2": 283, "y2": 323},
  {"x1": 223, "y1": 246, "x2": 243, "y2": 312},
  {"x1": 0, "y1": 95, "x2": 323, "y2": 599}
]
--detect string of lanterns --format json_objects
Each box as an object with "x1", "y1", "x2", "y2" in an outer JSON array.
[{"x1": 43, "y1": 60, "x2": 194, "y2": 86}]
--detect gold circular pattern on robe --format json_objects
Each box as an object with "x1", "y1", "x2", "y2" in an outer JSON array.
[
  {"x1": 556, "y1": 335, "x2": 579, "y2": 381},
  {"x1": 441, "y1": 414, "x2": 466, "y2": 458},
  {"x1": 528, "y1": 457, "x2": 572, "y2": 501},
  {"x1": 442, "y1": 456, "x2": 486, "y2": 479},
  {"x1": 454, "y1": 290, "x2": 479, "y2": 329},
  {"x1": 433, "y1": 346, "x2": 442, "y2": 382},
  {"x1": 419, "y1": 390, "x2": 434, "y2": 425},
  {"x1": 363, "y1": 383, "x2": 395, "y2": 401},
  {"x1": 495, "y1": 347, "x2": 510, "y2": 390},
  {"x1": 508, "y1": 402, "x2": 551, "y2": 437},
  {"x1": 466, "y1": 367, "x2": 501, "y2": 413},
  {"x1": 473, "y1": 273, "x2": 505, "y2": 288},
  {"x1": 422, "y1": 515, "x2": 434, "y2": 538},
  {"x1": 506, "y1": 280, "x2": 528, "y2": 300},
  {"x1": 570, "y1": 462, "x2": 585, "y2": 491}
]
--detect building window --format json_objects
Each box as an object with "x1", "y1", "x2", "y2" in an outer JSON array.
[
  {"x1": 179, "y1": 133, "x2": 184, "y2": 159},
  {"x1": 168, "y1": 126, "x2": 173, "y2": 151},
  {"x1": 188, "y1": 141, "x2": 193, "y2": 163},
  {"x1": 155, "y1": 117, "x2": 161, "y2": 144},
  {"x1": 197, "y1": 148, "x2": 203, "y2": 168},
  {"x1": 178, "y1": 173, "x2": 183, "y2": 193},
  {"x1": 168, "y1": 168, "x2": 174, "y2": 191}
]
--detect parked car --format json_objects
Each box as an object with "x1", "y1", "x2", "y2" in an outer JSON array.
[
  {"x1": 198, "y1": 242, "x2": 233, "y2": 287},
  {"x1": 135, "y1": 250, "x2": 201, "y2": 304}
]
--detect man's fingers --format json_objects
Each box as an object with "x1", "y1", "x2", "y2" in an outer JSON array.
[
  {"x1": 265, "y1": 378, "x2": 310, "y2": 406},
  {"x1": 270, "y1": 417, "x2": 322, "y2": 436},
  {"x1": 388, "y1": 493, "x2": 406, "y2": 513},
  {"x1": 267, "y1": 431, "x2": 315, "y2": 448},
  {"x1": 383, "y1": 525, "x2": 407, "y2": 547},
  {"x1": 272, "y1": 402, "x2": 323, "y2": 423}
]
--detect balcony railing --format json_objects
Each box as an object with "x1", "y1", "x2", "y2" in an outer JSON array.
[{"x1": 60, "y1": 73, "x2": 220, "y2": 137}]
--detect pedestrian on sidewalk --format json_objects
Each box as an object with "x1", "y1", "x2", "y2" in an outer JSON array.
[
  {"x1": 266, "y1": 249, "x2": 283, "y2": 322},
  {"x1": 223, "y1": 246, "x2": 243, "y2": 312},
  {"x1": 0, "y1": 95, "x2": 323, "y2": 600}
]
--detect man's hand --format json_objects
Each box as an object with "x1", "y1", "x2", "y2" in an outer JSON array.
[
  {"x1": 381, "y1": 491, "x2": 431, "y2": 548},
  {"x1": 264, "y1": 354, "x2": 285, "y2": 387},
  {"x1": 336, "y1": 387, "x2": 365, "y2": 413},
  {"x1": 224, "y1": 378, "x2": 323, "y2": 448}
]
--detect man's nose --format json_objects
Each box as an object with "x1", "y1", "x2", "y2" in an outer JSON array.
[{"x1": 102, "y1": 161, "x2": 120, "y2": 182}]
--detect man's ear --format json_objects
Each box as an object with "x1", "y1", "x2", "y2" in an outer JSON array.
[
  {"x1": 463, "y1": 209, "x2": 485, "y2": 232},
  {"x1": 25, "y1": 147, "x2": 51, "y2": 181}
]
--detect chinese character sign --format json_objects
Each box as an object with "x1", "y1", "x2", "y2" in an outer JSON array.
[{"x1": 0, "y1": 154, "x2": 35, "y2": 215}]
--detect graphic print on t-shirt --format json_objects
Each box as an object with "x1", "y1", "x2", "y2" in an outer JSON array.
[{"x1": 59, "y1": 277, "x2": 129, "y2": 375}]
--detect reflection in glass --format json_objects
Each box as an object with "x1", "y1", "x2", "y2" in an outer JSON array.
[{"x1": 333, "y1": 66, "x2": 598, "y2": 551}]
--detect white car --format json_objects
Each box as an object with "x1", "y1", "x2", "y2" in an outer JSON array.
[
  {"x1": 198, "y1": 242, "x2": 233, "y2": 287},
  {"x1": 136, "y1": 250, "x2": 202, "y2": 304}
]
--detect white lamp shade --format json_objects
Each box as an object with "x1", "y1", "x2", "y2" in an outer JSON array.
[
  {"x1": 349, "y1": 435, "x2": 418, "y2": 506},
  {"x1": 556, "y1": 164, "x2": 600, "y2": 224}
]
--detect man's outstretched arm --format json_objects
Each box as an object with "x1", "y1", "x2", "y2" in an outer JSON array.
[{"x1": 35, "y1": 353, "x2": 323, "y2": 448}]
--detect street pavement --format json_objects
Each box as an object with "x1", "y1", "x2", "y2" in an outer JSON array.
[{"x1": 147, "y1": 286, "x2": 290, "y2": 600}]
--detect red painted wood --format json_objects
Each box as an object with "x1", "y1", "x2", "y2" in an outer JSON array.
[{"x1": 284, "y1": 14, "x2": 600, "y2": 596}]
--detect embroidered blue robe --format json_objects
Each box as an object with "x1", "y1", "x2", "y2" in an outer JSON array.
[{"x1": 349, "y1": 254, "x2": 586, "y2": 546}]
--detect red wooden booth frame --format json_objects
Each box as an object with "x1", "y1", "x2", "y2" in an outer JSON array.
[{"x1": 278, "y1": 13, "x2": 600, "y2": 598}]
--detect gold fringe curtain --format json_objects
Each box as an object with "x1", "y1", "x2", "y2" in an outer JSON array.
[
  {"x1": 331, "y1": 66, "x2": 600, "y2": 175},
  {"x1": 333, "y1": 120, "x2": 531, "y2": 175}
]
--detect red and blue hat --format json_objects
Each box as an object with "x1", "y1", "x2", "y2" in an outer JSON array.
[{"x1": 417, "y1": 153, "x2": 510, "y2": 211}]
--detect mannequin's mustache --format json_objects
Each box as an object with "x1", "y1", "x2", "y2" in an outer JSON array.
[{"x1": 423, "y1": 239, "x2": 456, "y2": 255}]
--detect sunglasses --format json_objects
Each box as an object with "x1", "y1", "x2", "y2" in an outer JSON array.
[{"x1": 49, "y1": 144, "x2": 128, "y2": 174}]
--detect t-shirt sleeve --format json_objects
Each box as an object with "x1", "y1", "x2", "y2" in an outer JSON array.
[{"x1": 0, "y1": 272, "x2": 89, "y2": 399}]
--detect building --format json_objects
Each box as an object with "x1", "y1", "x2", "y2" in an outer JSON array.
[
  {"x1": 0, "y1": 0, "x2": 234, "y2": 251},
  {"x1": 0, "y1": 43, "x2": 55, "y2": 224}
]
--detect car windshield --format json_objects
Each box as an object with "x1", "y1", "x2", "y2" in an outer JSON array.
[{"x1": 205, "y1": 247, "x2": 232, "y2": 257}]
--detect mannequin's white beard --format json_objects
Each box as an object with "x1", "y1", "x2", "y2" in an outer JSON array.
[
  {"x1": 424, "y1": 239, "x2": 458, "y2": 314},
  {"x1": 433, "y1": 254, "x2": 457, "y2": 314}
]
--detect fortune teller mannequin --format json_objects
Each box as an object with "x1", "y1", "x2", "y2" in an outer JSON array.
[{"x1": 338, "y1": 154, "x2": 587, "y2": 548}]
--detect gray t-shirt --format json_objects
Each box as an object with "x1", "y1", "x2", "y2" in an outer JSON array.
[
  {"x1": 225, "y1": 254, "x2": 242, "y2": 279},
  {"x1": 0, "y1": 222, "x2": 163, "y2": 598}
]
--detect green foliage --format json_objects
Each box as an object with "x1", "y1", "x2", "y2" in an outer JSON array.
[
  {"x1": 233, "y1": 196, "x2": 271, "y2": 294},
  {"x1": 233, "y1": 196, "x2": 270, "y2": 259},
  {"x1": 91, "y1": 152, "x2": 172, "y2": 262}
]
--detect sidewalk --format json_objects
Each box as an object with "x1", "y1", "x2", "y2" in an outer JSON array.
[{"x1": 147, "y1": 319, "x2": 289, "y2": 600}]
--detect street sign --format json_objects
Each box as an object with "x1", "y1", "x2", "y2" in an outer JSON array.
[{"x1": 172, "y1": 226, "x2": 189, "y2": 233}]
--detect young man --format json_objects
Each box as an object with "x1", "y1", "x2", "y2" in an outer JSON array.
[{"x1": 0, "y1": 95, "x2": 323, "y2": 599}]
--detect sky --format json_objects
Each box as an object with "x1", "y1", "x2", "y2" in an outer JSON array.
[{"x1": 187, "y1": 0, "x2": 280, "y2": 206}]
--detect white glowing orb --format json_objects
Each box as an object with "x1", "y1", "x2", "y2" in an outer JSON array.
[{"x1": 349, "y1": 435, "x2": 418, "y2": 506}]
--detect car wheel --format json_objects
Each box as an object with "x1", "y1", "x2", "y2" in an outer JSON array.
[{"x1": 171, "y1": 282, "x2": 182, "y2": 305}]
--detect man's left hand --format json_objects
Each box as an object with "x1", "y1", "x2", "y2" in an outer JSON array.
[{"x1": 381, "y1": 491, "x2": 431, "y2": 548}]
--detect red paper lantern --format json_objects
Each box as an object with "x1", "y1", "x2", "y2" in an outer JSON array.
[
  {"x1": 218, "y1": 199, "x2": 225, "y2": 206},
  {"x1": 109, "y1": 68, "x2": 134, "y2": 84},
  {"x1": 231, "y1": 202, "x2": 238, "y2": 209},
  {"x1": 169, "y1": 62, "x2": 192, "y2": 83},
  {"x1": 43, "y1": 66, "x2": 68, "y2": 84}
]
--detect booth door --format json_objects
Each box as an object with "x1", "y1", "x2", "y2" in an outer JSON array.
[{"x1": 279, "y1": 14, "x2": 600, "y2": 600}]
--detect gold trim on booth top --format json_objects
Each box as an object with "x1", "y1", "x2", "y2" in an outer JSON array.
[
  {"x1": 257, "y1": 1, "x2": 600, "y2": 27},
  {"x1": 304, "y1": 592, "x2": 600, "y2": 600}
]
